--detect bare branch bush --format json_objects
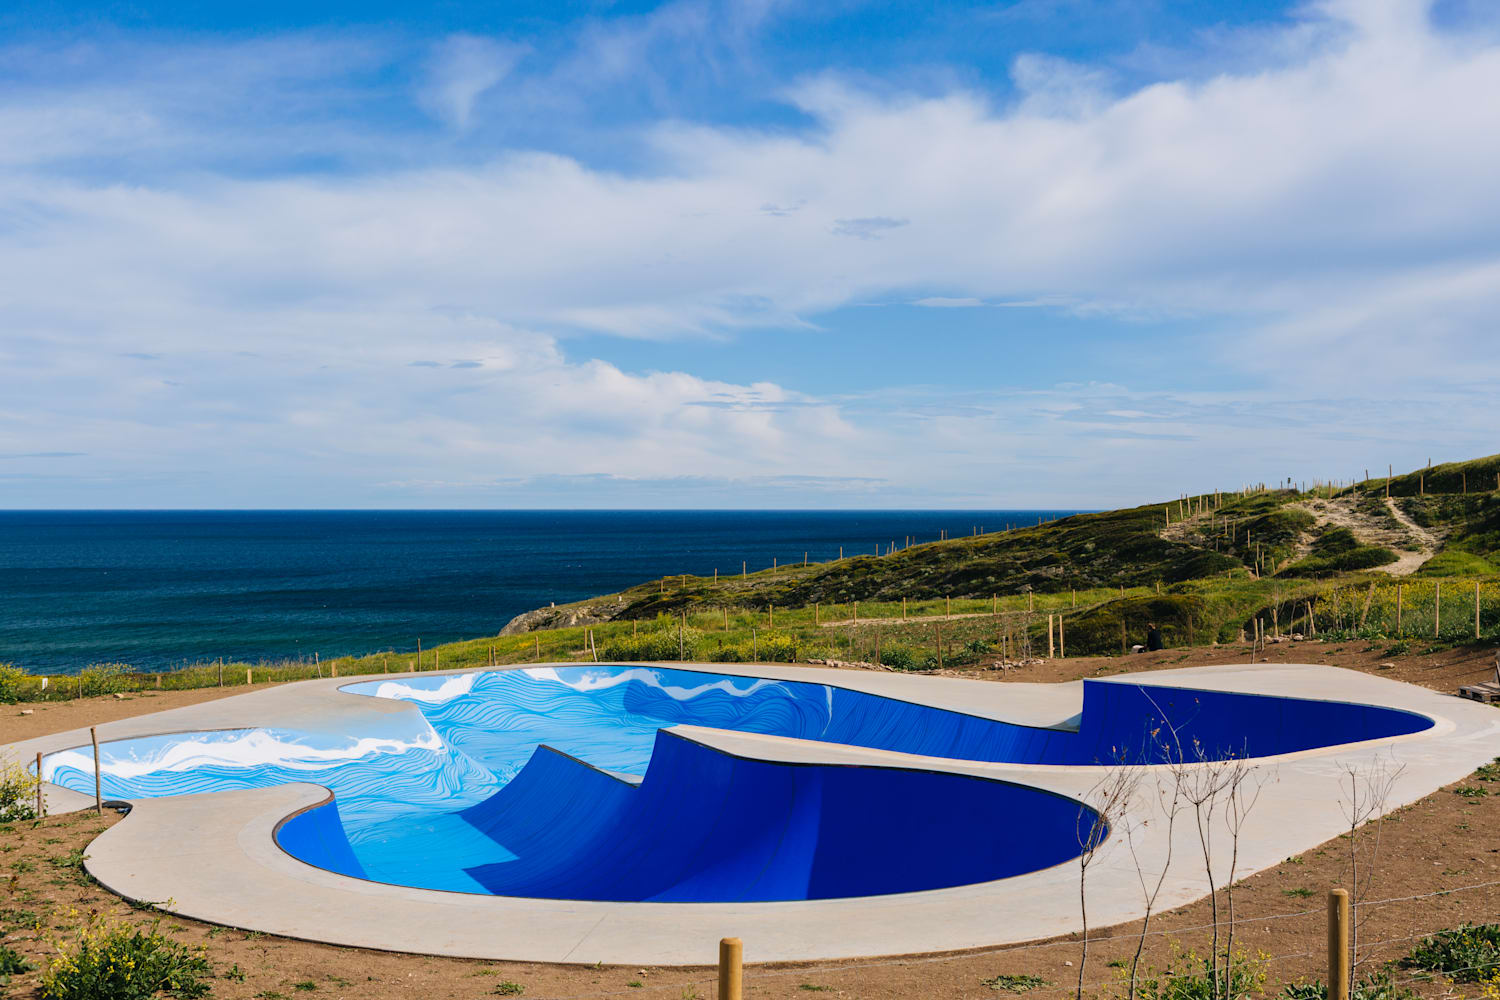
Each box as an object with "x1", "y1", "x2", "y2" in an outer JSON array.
[
  {"x1": 1220, "y1": 763, "x2": 1268, "y2": 1000},
  {"x1": 1339, "y1": 756, "x2": 1404, "y2": 974},
  {"x1": 1078, "y1": 761, "x2": 1142, "y2": 1000},
  {"x1": 1123, "y1": 759, "x2": 1186, "y2": 1000},
  {"x1": 1171, "y1": 742, "x2": 1261, "y2": 1000}
]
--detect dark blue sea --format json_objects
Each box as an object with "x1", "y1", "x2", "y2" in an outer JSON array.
[{"x1": 0, "y1": 510, "x2": 1080, "y2": 674}]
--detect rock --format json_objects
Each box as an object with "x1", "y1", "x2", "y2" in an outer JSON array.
[
  {"x1": 113, "y1": 692, "x2": 127, "y2": 699},
  {"x1": 500, "y1": 598, "x2": 628, "y2": 636},
  {"x1": 19, "y1": 709, "x2": 33, "y2": 716}
]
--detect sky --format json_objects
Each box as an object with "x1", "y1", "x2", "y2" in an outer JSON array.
[{"x1": 1, "y1": 0, "x2": 1498, "y2": 509}]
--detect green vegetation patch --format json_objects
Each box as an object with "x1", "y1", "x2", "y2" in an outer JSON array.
[
  {"x1": 981, "y1": 974, "x2": 1049, "y2": 993},
  {"x1": 1280, "y1": 526, "x2": 1396, "y2": 577},
  {"x1": 1400, "y1": 923, "x2": 1500, "y2": 982},
  {"x1": 40, "y1": 916, "x2": 212, "y2": 1000},
  {"x1": 1281, "y1": 971, "x2": 1419, "y2": 1000}
]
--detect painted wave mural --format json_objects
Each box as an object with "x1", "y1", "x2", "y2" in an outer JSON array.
[{"x1": 43, "y1": 666, "x2": 1433, "y2": 901}]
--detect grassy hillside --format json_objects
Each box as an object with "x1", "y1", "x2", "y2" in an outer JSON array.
[{"x1": 5, "y1": 455, "x2": 1500, "y2": 698}]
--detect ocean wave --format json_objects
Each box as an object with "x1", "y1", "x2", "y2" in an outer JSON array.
[
  {"x1": 350, "y1": 672, "x2": 479, "y2": 704},
  {"x1": 41, "y1": 727, "x2": 445, "y2": 783}
]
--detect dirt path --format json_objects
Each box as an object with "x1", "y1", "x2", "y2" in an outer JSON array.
[
  {"x1": 1383, "y1": 496, "x2": 1443, "y2": 573},
  {"x1": 0, "y1": 686, "x2": 247, "y2": 744},
  {"x1": 1288, "y1": 496, "x2": 1438, "y2": 575}
]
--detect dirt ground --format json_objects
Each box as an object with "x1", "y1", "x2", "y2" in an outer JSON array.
[{"x1": 3, "y1": 642, "x2": 1499, "y2": 1000}]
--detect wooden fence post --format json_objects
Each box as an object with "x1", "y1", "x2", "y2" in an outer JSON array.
[
  {"x1": 719, "y1": 937, "x2": 743, "y2": 1000},
  {"x1": 1477, "y1": 581, "x2": 1483, "y2": 640},
  {"x1": 1047, "y1": 614, "x2": 1055, "y2": 658},
  {"x1": 1396, "y1": 583, "x2": 1403, "y2": 634},
  {"x1": 1328, "y1": 889, "x2": 1350, "y2": 1000},
  {"x1": 246, "y1": 668, "x2": 252, "y2": 685},
  {"x1": 90, "y1": 726, "x2": 102, "y2": 815},
  {"x1": 1059, "y1": 616, "x2": 1066, "y2": 658},
  {"x1": 35, "y1": 752, "x2": 44, "y2": 818}
]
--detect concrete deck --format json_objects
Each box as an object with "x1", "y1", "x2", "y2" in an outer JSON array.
[{"x1": 6, "y1": 662, "x2": 1499, "y2": 965}]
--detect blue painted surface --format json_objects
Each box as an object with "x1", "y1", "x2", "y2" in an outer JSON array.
[
  {"x1": 42, "y1": 666, "x2": 1433, "y2": 901},
  {"x1": 277, "y1": 796, "x2": 368, "y2": 882},
  {"x1": 458, "y1": 731, "x2": 1092, "y2": 902}
]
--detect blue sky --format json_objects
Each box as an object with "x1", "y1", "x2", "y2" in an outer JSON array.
[{"x1": 2, "y1": 0, "x2": 1498, "y2": 508}]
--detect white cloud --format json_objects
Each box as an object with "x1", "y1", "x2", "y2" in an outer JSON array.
[
  {"x1": 417, "y1": 34, "x2": 526, "y2": 130},
  {"x1": 914, "y1": 297, "x2": 985, "y2": 308},
  {"x1": 1, "y1": 0, "x2": 1498, "y2": 505}
]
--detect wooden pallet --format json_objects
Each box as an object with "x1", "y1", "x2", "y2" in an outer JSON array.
[{"x1": 1459, "y1": 680, "x2": 1500, "y2": 704}]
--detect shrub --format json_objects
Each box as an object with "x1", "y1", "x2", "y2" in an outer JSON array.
[
  {"x1": 755, "y1": 633, "x2": 803, "y2": 662},
  {"x1": 599, "y1": 629, "x2": 700, "y2": 662},
  {"x1": 0, "y1": 760, "x2": 39, "y2": 823},
  {"x1": 75, "y1": 663, "x2": 133, "y2": 698},
  {"x1": 1132, "y1": 947, "x2": 1267, "y2": 1000},
  {"x1": 40, "y1": 917, "x2": 211, "y2": 1000},
  {"x1": 0, "y1": 941, "x2": 34, "y2": 978},
  {"x1": 880, "y1": 646, "x2": 918, "y2": 671},
  {"x1": 0, "y1": 664, "x2": 30, "y2": 704},
  {"x1": 1282, "y1": 971, "x2": 1419, "y2": 1000},
  {"x1": 1401, "y1": 924, "x2": 1500, "y2": 982}
]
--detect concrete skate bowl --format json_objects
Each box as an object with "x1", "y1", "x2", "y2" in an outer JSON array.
[{"x1": 41, "y1": 665, "x2": 1433, "y2": 904}]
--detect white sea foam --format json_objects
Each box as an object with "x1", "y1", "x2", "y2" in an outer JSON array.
[
  {"x1": 522, "y1": 665, "x2": 793, "y2": 702},
  {"x1": 363, "y1": 672, "x2": 479, "y2": 704},
  {"x1": 41, "y1": 727, "x2": 444, "y2": 781}
]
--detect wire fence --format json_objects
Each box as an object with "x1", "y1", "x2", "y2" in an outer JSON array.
[
  {"x1": 523, "y1": 877, "x2": 1500, "y2": 1000},
  {"x1": 1275, "y1": 578, "x2": 1500, "y2": 644}
]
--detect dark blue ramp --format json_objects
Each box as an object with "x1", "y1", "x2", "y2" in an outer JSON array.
[
  {"x1": 1064, "y1": 681, "x2": 1434, "y2": 765},
  {"x1": 459, "y1": 731, "x2": 1095, "y2": 902},
  {"x1": 276, "y1": 795, "x2": 368, "y2": 881}
]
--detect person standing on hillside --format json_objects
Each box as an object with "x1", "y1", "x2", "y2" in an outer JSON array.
[{"x1": 1146, "y1": 622, "x2": 1165, "y2": 651}]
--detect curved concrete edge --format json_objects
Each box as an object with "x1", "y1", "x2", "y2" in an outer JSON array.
[{"x1": 55, "y1": 662, "x2": 1500, "y2": 965}]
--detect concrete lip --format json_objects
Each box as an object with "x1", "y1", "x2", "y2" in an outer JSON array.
[{"x1": 7, "y1": 662, "x2": 1500, "y2": 965}]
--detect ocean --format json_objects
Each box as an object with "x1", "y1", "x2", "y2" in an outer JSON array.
[{"x1": 0, "y1": 510, "x2": 1081, "y2": 674}]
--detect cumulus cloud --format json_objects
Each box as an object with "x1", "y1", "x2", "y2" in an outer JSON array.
[{"x1": 0, "y1": 0, "x2": 1497, "y2": 505}]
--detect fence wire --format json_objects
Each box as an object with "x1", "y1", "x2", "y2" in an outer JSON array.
[{"x1": 525, "y1": 876, "x2": 1500, "y2": 1000}]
